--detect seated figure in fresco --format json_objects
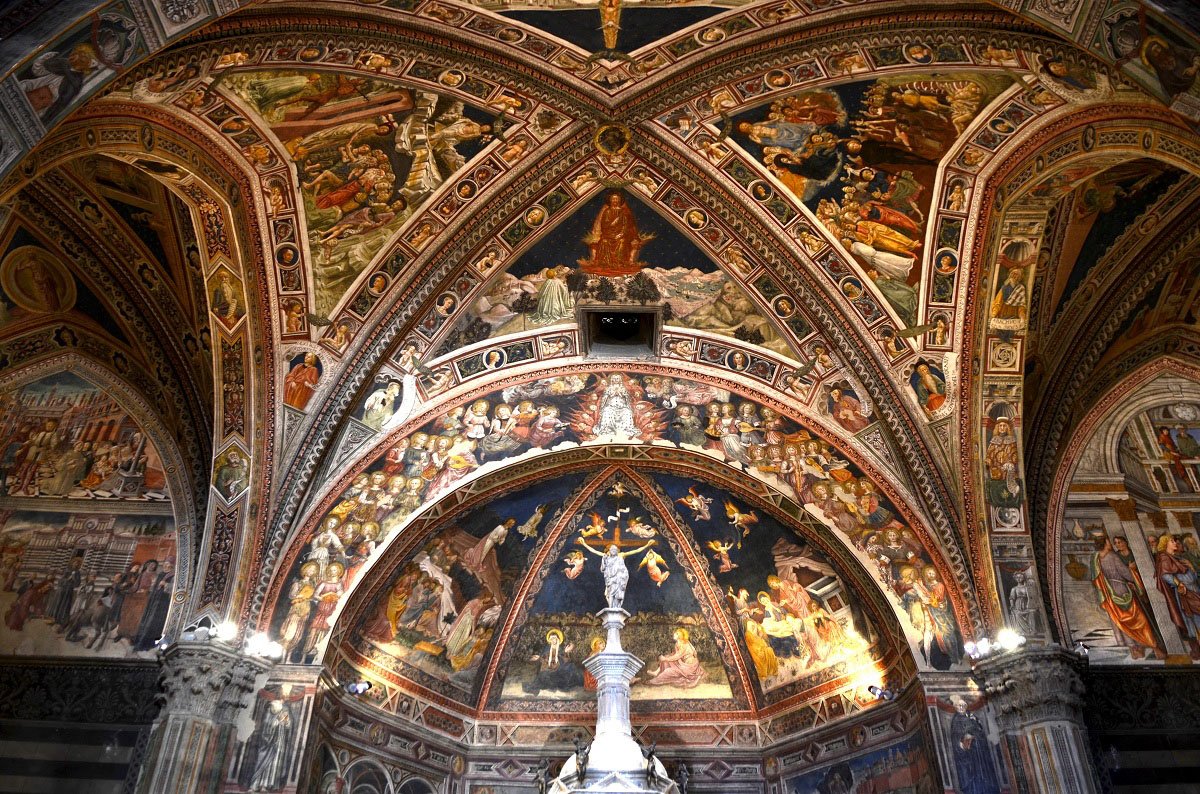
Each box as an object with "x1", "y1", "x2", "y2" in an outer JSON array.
[
  {"x1": 525, "y1": 628, "x2": 584, "y2": 694},
  {"x1": 642, "y1": 628, "x2": 705, "y2": 689},
  {"x1": 577, "y1": 193, "x2": 654, "y2": 277}
]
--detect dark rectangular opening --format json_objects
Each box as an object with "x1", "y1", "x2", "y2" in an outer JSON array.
[{"x1": 578, "y1": 305, "x2": 662, "y2": 360}]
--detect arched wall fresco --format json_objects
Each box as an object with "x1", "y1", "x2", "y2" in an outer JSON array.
[
  {"x1": 1045, "y1": 358, "x2": 1200, "y2": 664},
  {"x1": 958, "y1": 106, "x2": 1200, "y2": 635},
  {"x1": 0, "y1": 354, "x2": 197, "y2": 658},
  {"x1": 325, "y1": 459, "x2": 916, "y2": 722},
  {"x1": 264, "y1": 364, "x2": 976, "y2": 683},
  {"x1": 14, "y1": 108, "x2": 279, "y2": 622}
]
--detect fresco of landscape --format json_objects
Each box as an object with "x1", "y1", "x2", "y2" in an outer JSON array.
[
  {"x1": 223, "y1": 70, "x2": 494, "y2": 314},
  {"x1": 445, "y1": 190, "x2": 800, "y2": 360},
  {"x1": 0, "y1": 371, "x2": 176, "y2": 658},
  {"x1": 275, "y1": 371, "x2": 962, "y2": 673},
  {"x1": 731, "y1": 73, "x2": 1011, "y2": 326}
]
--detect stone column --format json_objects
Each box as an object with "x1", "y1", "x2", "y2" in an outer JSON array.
[
  {"x1": 135, "y1": 640, "x2": 271, "y2": 794},
  {"x1": 970, "y1": 646, "x2": 1098, "y2": 794}
]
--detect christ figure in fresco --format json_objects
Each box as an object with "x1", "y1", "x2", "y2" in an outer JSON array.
[{"x1": 577, "y1": 193, "x2": 654, "y2": 277}]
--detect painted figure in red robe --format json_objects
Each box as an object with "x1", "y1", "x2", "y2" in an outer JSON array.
[{"x1": 578, "y1": 193, "x2": 653, "y2": 277}]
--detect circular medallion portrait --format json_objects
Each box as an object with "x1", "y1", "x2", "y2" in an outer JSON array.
[
  {"x1": 0, "y1": 246, "x2": 77, "y2": 314},
  {"x1": 594, "y1": 123, "x2": 631, "y2": 157}
]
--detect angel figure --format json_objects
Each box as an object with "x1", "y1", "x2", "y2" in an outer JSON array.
[
  {"x1": 517, "y1": 504, "x2": 548, "y2": 540},
  {"x1": 639, "y1": 548, "x2": 671, "y2": 586},
  {"x1": 625, "y1": 516, "x2": 657, "y2": 538},
  {"x1": 562, "y1": 550, "x2": 585, "y2": 580},
  {"x1": 707, "y1": 540, "x2": 739, "y2": 573},
  {"x1": 725, "y1": 501, "x2": 759, "y2": 547},
  {"x1": 580, "y1": 512, "x2": 608, "y2": 539},
  {"x1": 676, "y1": 486, "x2": 713, "y2": 521}
]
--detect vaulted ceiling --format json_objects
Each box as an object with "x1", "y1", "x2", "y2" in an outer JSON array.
[{"x1": 2, "y1": 0, "x2": 1199, "y2": 745}]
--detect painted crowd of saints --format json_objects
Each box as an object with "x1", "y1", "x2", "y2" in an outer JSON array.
[
  {"x1": 0, "y1": 372, "x2": 176, "y2": 658},
  {"x1": 221, "y1": 70, "x2": 495, "y2": 315},
  {"x1": 1062, "y1": 401, "x2": 1200, "y2": 664},
  {"x1": 275, "y1": 371, "x2": 962, "y2": 696},
  {"x1": 731, "y1": 72, "x2": 1011, "y2": 328}
]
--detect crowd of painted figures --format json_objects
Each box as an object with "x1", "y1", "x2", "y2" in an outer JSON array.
[
  {"x1": 274, "y1": 372, "x2": 961, "y2": 668},
  {"x1": 2, "y1": 552, "x2": 174, "y2": 653}
]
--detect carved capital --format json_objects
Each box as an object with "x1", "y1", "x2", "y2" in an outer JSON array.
[
  {"x1": 971, "y1": 645, "x2": 1088, "y2": 732},
  {"x1": 157, "y1": 640, "x2": 272, "y2": 724}
]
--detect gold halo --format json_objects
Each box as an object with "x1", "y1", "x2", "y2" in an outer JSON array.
[{"x1": 545, "y1": 628, "x2": 564, "y2": 644}]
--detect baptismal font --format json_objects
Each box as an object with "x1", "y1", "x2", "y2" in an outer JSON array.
[{"x1": 540, "y1": 544, "x2": 680, "y2": 794}]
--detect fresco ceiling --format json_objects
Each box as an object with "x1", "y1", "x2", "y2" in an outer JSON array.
[
  {"x1": 328, "y1": 460, "x2": 913, "y2": 723},
  {"x1": 1, "y1": 0, "x2": 1200, "y2": 752}
]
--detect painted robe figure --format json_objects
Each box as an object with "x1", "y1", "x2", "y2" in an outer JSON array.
[
  {"x1": 594, "y1": 374, "x2": 641, "y2": 438},
  {"x1": 283, "y1": 353, "x2": 321, "y2": 410},
  {"x1": 1155, "y1": 534, "x2": 1200, "y2": 658},
  {"x1": 1091, "y1": 535, "x2": 1163, "y2": 659},
  {"x1": 578, "y1": 193, "x2": 651, "y2": 277},
  {"x1": 248, "y1": 700, "x2": 293, "y2": 792},
  {"x1": 644, "y1": 628, "x2": 705, "y2": 688},
  {"x1": 984, "y1": 418, "x2": 1022, "y2": 508},
  {"x1": 526, "y1": 628, "x2": 584, "y2": 693},
  {"x1": 950, "y1": 697, "x2": 1000, "y2": 794}
]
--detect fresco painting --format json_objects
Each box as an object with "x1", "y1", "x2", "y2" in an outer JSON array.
[
  {"x1": 731, "y1": 74, "x2": 1011, "y2": 326},
  {"x1": 346, "y1": 477, "x2": 580, "y2": 688},
  {"x1": 14, "y1": 11, "x2": 142, "y2": 125},
  {"x1": 0, "y1": 371, "x2": 168, "y2": 500},
  {"x1": 0, "y1": 372, "x2": 176, "y2": 658},
  {"x1": 1062, "y1": 401, "x2": 1200, "y2": 663},
  {"x1": 497, "y1": 475, "x2": 735, "y2": 705},
  {"x1": 447, "y1": 190, "x2": 801, "y2": 360},
  {"x1": 1, "y1": 229, "x2": 134, "y2": 347},
  {"x1": 784, "y1": 732, "x2": 936, "y2": 794},
  {"x1": 1045, "y1": 160, "x2": 1182, "y2": 323},
  {"x1": 281, "y1": 370, "x2": 960, "y2": 699},
  {"x1": 657, "y1": 474, "x2": 876, "y2": 696},
  {"x1": 223, "y1": 70, "x2": 494, "y2": 314}
]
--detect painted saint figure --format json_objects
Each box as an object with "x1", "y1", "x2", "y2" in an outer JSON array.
[
  {"x1": 283, "y1": 353, "x2": 321, "y2": 410},
  {"x1": 248, "y1": 700, "x2": 294, "y2": 792},
  {"x1": 1155, "y1": 534, "x2": 1200, "y2": 659},
  {"x1": 577, "y1": 193, "x2": 653, "y2": 277},
  {"x1": 643, "y1": 627, "x2": 705, "y2": 689},
  {"x1": 949, "y1": 696, "x2": 1000, "y2": 794}
]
